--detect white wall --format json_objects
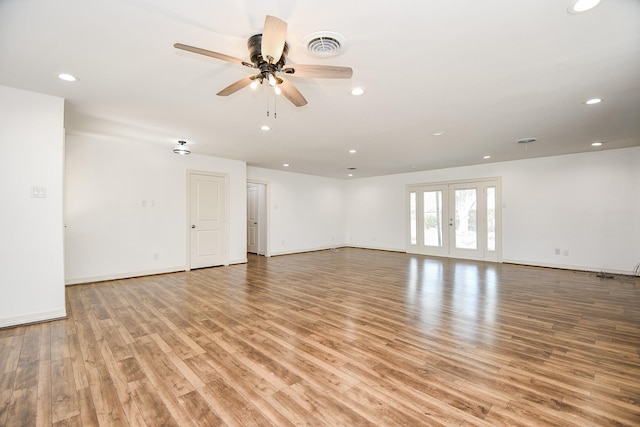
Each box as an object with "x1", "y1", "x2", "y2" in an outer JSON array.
[
  {"x1": 347, "y1": 147, "x2": 640, "y2": 274},
  {"x1": 247, "y1": 167, "x2": 347, "y2": 255},
  {"x1": 0, "y1": 86, "x2": 66, "y2": 327},
  {"x1": 64, "y1": 134, "x2": 247, "y2": 284}
]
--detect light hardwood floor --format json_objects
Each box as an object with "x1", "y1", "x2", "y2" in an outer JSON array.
[{"x1": 1, "y1": 248, "x2": 639, "y2": 426}]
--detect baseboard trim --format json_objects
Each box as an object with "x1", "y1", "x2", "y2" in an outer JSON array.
[
  {"x1": 65, "y1": 266, "x2": 186, "y2": 286},
  {"x1": 502, "y1": 259, "x2": 634, "y2": 276},
  {"x1": 347, "y1": 245, "x2": 405, "y2": 254},
  {"x1": 269, "y1": 245, "x2": 350, "y2": 257},
  {"x1": 0, "y1": 308, "x2": 67, "y2": 329}
]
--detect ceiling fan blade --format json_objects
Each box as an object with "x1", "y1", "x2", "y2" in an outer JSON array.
[
  {"x1": 279, "y1": 79, "x2": 307, "y2": 107},
  {"x1": 174, "y1": 43, "x2": 253, "y2": 67},
  {"x1": 217, "y1": 76, "x2": 254, "y2": 96},
  {"x1": 282, "y1": 64, "x2": 353, "y2": 79},
  {"x1": 261, "y1": 15, "x2": 287, "y2": 63}
]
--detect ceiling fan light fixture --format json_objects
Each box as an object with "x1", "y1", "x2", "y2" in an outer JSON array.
[
  {"x1": 173, "y1": 140, "x2": 191, "y2": 155},
  {"x1": 267, "y1": 73, "x2": 277, "y2": 87},
  {"x1": 274, "y1": 86, "x2": 282, "y2": 95},
  {"x1": 568, "y1": 0, "x2": 600, "y2": 14},
  {"x1": 250, "y1": 79, "x2": 260, "y2": 89}
]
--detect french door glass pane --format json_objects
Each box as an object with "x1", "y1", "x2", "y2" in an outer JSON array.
[
  {"x1": 410, "y1": 192, "x2": 417, "y2": 245},
  {"x1": 487, "y1": 187, "x2": 496, "y2": 251},
  {"x1": 423, "y1": 191, "x2": 443, "y2": 247},
  {"x1": 455, "y1": 189, "x2": 477, "y2": 249}
]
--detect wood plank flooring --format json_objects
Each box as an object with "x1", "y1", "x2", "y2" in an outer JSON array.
[{"x1": 1, "y1": 248, "x2": 639, "y2": 426}]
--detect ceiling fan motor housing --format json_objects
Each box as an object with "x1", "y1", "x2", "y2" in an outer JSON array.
[{"x1": 247, "y1": 34, "x2": 288, "y2": 69}]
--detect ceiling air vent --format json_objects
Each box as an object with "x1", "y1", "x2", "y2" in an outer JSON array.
[
  {"x1": 517, "y1": 137, "x2": 537, "y2": 144},
  {"x1": 303, "y1": 31, "x2": 347, "y2": 58}
]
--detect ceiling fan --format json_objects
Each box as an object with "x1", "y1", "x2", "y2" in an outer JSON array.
[{"x1": 174, "y1": 15, "x2": 353, "y2": 107}]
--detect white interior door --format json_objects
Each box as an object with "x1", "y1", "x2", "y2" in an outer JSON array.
[
  {"x1": 189, "y1": 172, "x2": 227, "y2": 269},
  {"x1": 247, "y1": 183, "x2": 258, "y2": 254},
  {"x1": 408, "y1": 178, "x2": 501, "y2": 262}
]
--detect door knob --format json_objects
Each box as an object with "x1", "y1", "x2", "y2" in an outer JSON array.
[{"x1": 191, "y1": 225, "x2": 196, "y2": 229}]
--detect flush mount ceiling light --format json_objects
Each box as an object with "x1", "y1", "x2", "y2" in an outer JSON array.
[
  {"x1": 349, "y1": 149, "x2": 357, "y2": 154},
  {"x1": 58, "y1": 73, "x2": 77, "y2": 82},
  {"x1": 432, "y1": 131, "x2": 445, "y2": 136},
  {"x1": 585, "y1": 98, "x2": 602, "y2": 105},
  {"x1": 260, "y1": 125, "x2": 270, "y2": 131},
  {"x1": 173, "y1": 140, "x2": 191, "y2": 155},
  {"x1": 591, "y1": 141, "x2": 603, "y2": 146},
  {"x1": 350, "y1": 87, "x2": 365, "y2": 96},
  {"x1": 483, "y1": 155, "x2": 492, "y2": 159},
  {"x1": 568, "y1": 0, "x2": 600, "y2": 14},
  {"x1": 283, "y1": 163, "x2": 290, "y2": 167}
]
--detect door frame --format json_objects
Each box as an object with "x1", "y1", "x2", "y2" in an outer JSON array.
[
  {"x1": 186, "y1": 170, "x2": 229, "y2": 270},
  {"x1": 247, "y1": 179, "x2": 270, "y2": 257},
  {"x1": 407, "y1": 177, "x2": 502, "y2": 262}
]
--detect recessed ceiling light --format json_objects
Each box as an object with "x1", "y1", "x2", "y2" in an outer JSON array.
[
  {"x1": 260, "y1": 125, "x2": 270, "y2": 131},
  {"x1": 568, "y1": 0, "x2": 600, "y2": 14},
  {"x1": 585, "y1": 98, "x2": 602, "y2": 105},
  {"x1": 58, "y1": 73, "x2": 77, "y2": 82},
  {"x1": 283, "y1": 163, "x2": 289, "y2": 167},
  {"x1": 432, "y1": 131, "x2": 445, "y2": 136},
  {"x1": 349, "y1": 149, "x2": 357, "y2": 154},
  {"x1": 483, "y1": 155, "x2": 491, "y2": 159},
  {"x1": 350, "y1": 87, "x2": 365, "y2": 96},
  {"x1": 591, "y1": 141, "x2": 603, "y2": 147}
]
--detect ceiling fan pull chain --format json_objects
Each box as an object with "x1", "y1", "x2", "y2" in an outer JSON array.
[
  {"x1": 274, "y1": 91, "x2": 278, "y2": 119},
  {"x1": 266, "y1": 85, "x2": 270, "y2": 117}
]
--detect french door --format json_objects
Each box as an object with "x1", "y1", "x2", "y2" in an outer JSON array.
[{"x1": 407, "y1": 178, "x2": 501, "y2": 262}]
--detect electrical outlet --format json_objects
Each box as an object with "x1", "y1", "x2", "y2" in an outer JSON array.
[
  {"x1": 555, "y1": 248, "x2": 560, "y2": 255},
  {"x1": 31, "y1": 186, "x2": 47, "y2": 198},
  {"x1": 564, "y1": 250, "x2": 569, "y2": 256}
]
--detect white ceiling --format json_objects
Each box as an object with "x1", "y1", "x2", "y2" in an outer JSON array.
[{"x1": 1, "y1": 0, "x2": 639, "y2": 179}]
